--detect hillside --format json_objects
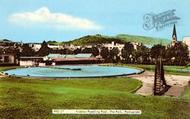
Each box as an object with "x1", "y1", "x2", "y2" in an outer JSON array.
[
  {"x1": 64, "y1": 34, "x2": 125, "y2": 46},
  {"x1": 116, "y1": 34, "x2": 170, "y2": 45},
  {"x1": 48, "y1": 34, "x2": 170, "y2": 46}
]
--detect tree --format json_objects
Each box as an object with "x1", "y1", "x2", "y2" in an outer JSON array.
[
  {"x1": 37, "y1": 41, "x2": 51, "y2": 56},
  {"x1": 73, "y1": 48, "x2": 82, "y2": 54},
  {"x1": 47, "y1": 40, "x2": 58, "y2": 45},
  {"x1": 91, "y1": 46, "x2": 99, "y2": 56},
  {"x1": 20, "y1": 44, "x2": 35, "y2": 56},
  {"x1": 121, "y1": 42, "x2": 134, "y2": 63},
  {"x1": 165, "y1": 42, "x2": 189, "y2": 65},
  {"x1": 100, "y1": 47, "x2": 109, "y2": 62},
  {"x1": 151, "y1": 44, "x2": 166, "y2": 59},
  {"x1": 134, "y1": 45, "x2": 150, "y2": 64},
  {"x1": 82, "y1": 48, "x2": 92, "y2": 53},
  {"x1": 109, "y1": 47, "x2": 120, "y2": 63},
  {"x1": 82, "y1": 47, "x2": 99, "y2": 56}
]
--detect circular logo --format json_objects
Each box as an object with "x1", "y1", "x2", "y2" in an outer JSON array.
[{"x1": 143, "y1": 13, "x2": 155, "y2": 30}]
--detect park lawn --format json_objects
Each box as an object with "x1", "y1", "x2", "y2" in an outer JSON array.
[
  {"x1": 124, "y1": 64, "x2": 190, "y2": 76},
  {"x1": 0, "y1": 66, "x2": 19, "y2": 72},
  {"x1": 0, "y1": 66, "x2": 190, "y2": 119},
  {"x1": 0, "y1": 76, "x2": 190, "y2": 119},
  {"x1": 182, "y1": 85, "x2": 190, "y2": 100}
]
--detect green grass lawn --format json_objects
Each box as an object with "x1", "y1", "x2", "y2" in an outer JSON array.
[
  {"x1": 0, "y1": 66, "x2": 190, "y2": 119},
  {"x1": 182, "y1": 85, "x2": 190, "y2": 100},
  {"x1": 123, "y1": 64, "x2": 190, "y2": 76},
  {"x1": 0, "y1": 66, "x2": 19, "y2": 72}
]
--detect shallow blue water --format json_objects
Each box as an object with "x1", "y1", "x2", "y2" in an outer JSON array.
[{"x1": 4, "y1": 65, "x2": 141, "y2": 78}]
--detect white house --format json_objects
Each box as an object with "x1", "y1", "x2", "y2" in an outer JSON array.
[
  {"x1": 183, "y1": 37, "x2": 190, "y2": 47},
  {"x1": 19, "y1": 57, "x2": 45, "y2": 66},
  {"x1": 0, "y1": 54, "x2": 17, "y2": 65},
  {"x1": 183, "y1": 37, "x2": 190, "y2": 57},
  {"x1": 48, "y1": 44, "x2": 64, "y2": 50},
  {"x1": 27, "y1": 43, "x2": 42, "y2": 51}
]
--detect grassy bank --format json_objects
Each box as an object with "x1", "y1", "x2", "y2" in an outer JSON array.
[
  {"x1": 0, "y1": 66, "x2": 19, "y2": 72},
  {"x1": 182, "y1": 84, "x2": 190, "y2": 100},
  {"x1": 0, "y1": 66, "x2": 190, "y2": 119},
  {"x1": 124, "y1": 64, "x2": 190, "y2": 76},
  {"x1": 0, "y1": 76, "x2": 190, "y2": 119},
  {"x1": 0, "y1": 77, "x2": 142, "y2": 119}
]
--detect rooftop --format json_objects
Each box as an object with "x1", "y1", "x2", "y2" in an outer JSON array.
[{"x1": 47, "y1": 53, "x2": 93, "y2": 59}]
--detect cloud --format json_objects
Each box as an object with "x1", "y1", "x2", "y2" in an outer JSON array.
[{"x1": 8, "y1": 7, "x2": 102, "y2": 30}]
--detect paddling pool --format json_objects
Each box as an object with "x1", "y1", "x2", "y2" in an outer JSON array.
[{"x1": 4, "y1": 65, "x2": 142, "y2": 78}]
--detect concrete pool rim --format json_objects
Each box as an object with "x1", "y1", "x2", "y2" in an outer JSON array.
[{"x1": 3, "y1": 65, "x2": 145, "y2": 79}]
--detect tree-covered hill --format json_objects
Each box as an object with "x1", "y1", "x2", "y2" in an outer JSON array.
[
  {"x1": 60, "y1": 34, "x2": 170, "y2": 46},
  {"x1": 64, "y1": 34, "x2": 124, "y2": 46}
]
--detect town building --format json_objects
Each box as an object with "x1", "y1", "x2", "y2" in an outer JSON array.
[
  {"x1": 26, "y1": 43, "x2": 42, "y2": 51},
  {"x1": 0, "y1": 54, "x2": 17, "y2": 65},
  {"x1": 183, "y1": 37, "x2": 190, "y2": 57},
  {"x1": 48, "y1": 44, "x2": 64, "y2": 50},
  {"x1": 183, "y1": 37, "x2": 190, "y2": 47},
  {"x1": 19, "y1": 53, "x2": 103, "y2": 66},
  {"x1": 103, "y1": 41, "x2": 124, "y2": 50},
  {"x1": 102, "y1": 41, "x2": 124, "y2": 58},
  {"x1": 19, "y1": 56, "x2": 46, "y2": 66},
  {"x1": 47, "y1": 53, "x2": 103, "y2": 65}
]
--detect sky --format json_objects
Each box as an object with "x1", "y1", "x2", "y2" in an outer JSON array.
[{"x1": 0, "y1": 0, "x2": 190, "y2": 43}]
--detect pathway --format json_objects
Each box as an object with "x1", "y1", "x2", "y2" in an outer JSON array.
[{"x1": 128, "y1": 71, "x2": 190, "y2": 97}]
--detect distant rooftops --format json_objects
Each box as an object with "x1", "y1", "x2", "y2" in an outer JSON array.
[
  {"x1": 183, "y1": 37, "x2": 190, "y2": 51},
  {"x1": 47, "y1": 53, "x2": 93, "y2": 59},
  {"x1": 183, "y1": 37, "x2": 190, "y2": 45},
  {"x1": 20, "y1": 56, "x2": 44, "y2": 59}
]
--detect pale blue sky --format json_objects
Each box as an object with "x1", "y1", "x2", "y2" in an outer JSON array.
[{"x1": 0, "y1": 0, "x2": 189, "y2": 43}]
